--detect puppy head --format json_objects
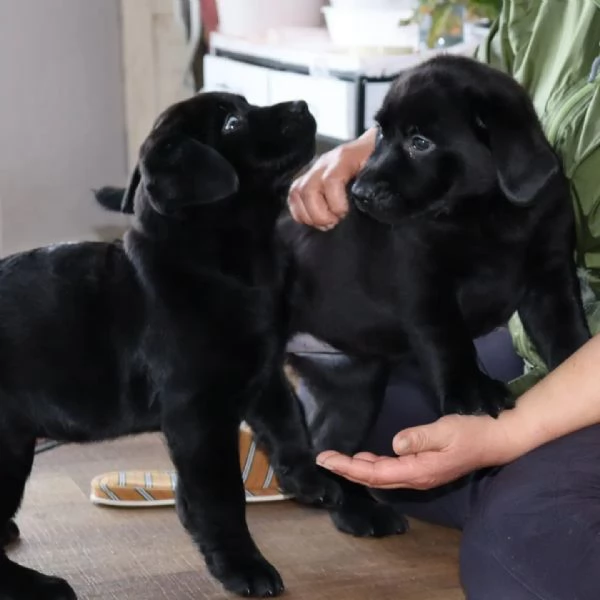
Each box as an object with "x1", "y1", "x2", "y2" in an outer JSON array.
[
  {"x1": 351, "y1": 55, "x2": 561, "y2": 224},
  {"x1": 122, "y1": 92, "x2": 317, "y2": 216}
]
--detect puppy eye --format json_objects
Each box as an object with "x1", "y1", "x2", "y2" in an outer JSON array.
[
  {"x1": 410, "y1": 135, "x2": 432, "y2": 152},
  {"x1": 223, "y1": 114, "x2": 242, "y2": 132}
]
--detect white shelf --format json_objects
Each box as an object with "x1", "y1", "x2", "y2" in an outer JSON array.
[{"x1": 209, "y1": 29, "x2": 477, "y2": 78}]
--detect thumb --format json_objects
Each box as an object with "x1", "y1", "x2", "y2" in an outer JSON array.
[{"x1": 393, "y1": 423, "x2": 445, "y2": 456}]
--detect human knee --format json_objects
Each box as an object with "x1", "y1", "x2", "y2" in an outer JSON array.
[
  {"x1": 461, "y1": 429, "x2": 600, "y2": 599},
  {"x1": 460, "y1": 515, "x2": 543, "y2": 600}
]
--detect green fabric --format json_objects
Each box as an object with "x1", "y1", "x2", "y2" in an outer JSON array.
[
  {"x1": 472, "y1": 1, "x2": 600, "y2": 393},
  {"x1": 508, "y1": 272, "x2": 600, "y2": 391},
  {"x1": 476, "y1": 0, "x2": 600, "y2": 289}
]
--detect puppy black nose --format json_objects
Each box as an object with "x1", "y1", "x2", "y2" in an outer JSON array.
[
  {"x1": 350, "y1": 179, "x2": 374, "y2": 206},
  {"x1": 288, "y1": 100, "x2": 309, "y2": 115}
]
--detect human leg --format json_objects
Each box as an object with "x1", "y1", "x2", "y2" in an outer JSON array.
[{"x1": 363, "y1": 327, "x2": 524, "y2": 529}]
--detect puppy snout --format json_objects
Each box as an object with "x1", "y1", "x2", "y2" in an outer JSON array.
[
  {"x1": 278, "y1": 100, "x2": 314, "y2": 137},
  {"x1": 350, "y1": 179, "x2": 377, "y2": 209},
  {"x1": 287, "y1": 100, "x2": 309, "y2": 116}
]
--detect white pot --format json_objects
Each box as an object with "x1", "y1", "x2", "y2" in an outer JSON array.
[
  {"x1": 216, "y1": 0, "x2": 326, "y2": 38},
  {"x1": 323, "y1": 6, "x2": 419, "y2": 50}
]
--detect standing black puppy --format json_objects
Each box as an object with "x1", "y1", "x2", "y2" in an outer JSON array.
[
  {"x1": 0, "y1": 92, "x2": 341, "y2": 599},
  {"x1": 280, "y1": 55, "x2": 591, "y2": 534}
]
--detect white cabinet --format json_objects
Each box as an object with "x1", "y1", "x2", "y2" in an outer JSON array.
[
  {"x1": 203, "y1": 55, "x2": 271, "y2": 106},
  {"x1": 268, "y1": 70, "x2": 356, "y2": 140},
  {"x1": 203, "y1": 54, "x2": 374, "y2": 140},
  {"x1": 364, "y1": 82, "x2": 393, "y2": 130}
]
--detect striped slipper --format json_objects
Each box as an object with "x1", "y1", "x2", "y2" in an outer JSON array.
[{"x1": 90, "y1": 423, "x2": 291, "y2": 507}]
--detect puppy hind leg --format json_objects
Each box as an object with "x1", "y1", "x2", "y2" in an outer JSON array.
[
  {"x1": 0, "y1": 433, "x2": 35, "y2": 548},
  {"x1": 162, "y1": 407, "x2": 284, "y2": 598},
  {"x1": 0, "y1": 521, "x2": 19, "y2": 548},
  {"x1": 0, "y1": 434, "x2": 77, "y2": 600},
  {"x1": 0, "y1": 553, "x2": 77, "y2": 600}
]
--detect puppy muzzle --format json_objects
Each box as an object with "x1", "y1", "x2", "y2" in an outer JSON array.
[{"x1": 350, "y1": 180, "x2": 378, "y2": 213}]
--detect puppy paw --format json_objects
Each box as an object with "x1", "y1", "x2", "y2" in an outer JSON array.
[
  {"x1": 208, "y1": 553, "x2": 284, "y2": 597},
  {"x1": 33, "y1": 576, "x2": 77, "y2": 600},
  {"x1": 0, "y1": 520, "x2": 20, "y2": 547},
  {"x1": 0, "y1": 556, "x2": 77, "y2": 600},
  {"x1": 279, "y1": 463, "x2": 343, "y2": 508},
  {"x1": 445, "y1": 375, "x2": 515, "y2": 418},
  {"x1": 330, "y1": 498, "x2": 408, "y2": 538}
]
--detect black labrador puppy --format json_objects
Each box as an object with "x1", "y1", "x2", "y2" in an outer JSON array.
[
  {"x1": 0, "y1": 92, "x2": 341, "y2": 599},
  {"x1": 279, "y1": 55, "x2": 591, "y2": 533}
]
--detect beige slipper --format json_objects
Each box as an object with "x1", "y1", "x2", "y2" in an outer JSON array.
[{"x1": 90, "y1": 423, "x2": 291, "y2": 507}]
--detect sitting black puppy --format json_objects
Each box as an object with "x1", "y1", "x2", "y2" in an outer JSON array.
[
  {"x1": 280, "y1": 55, "x2": 591, "y2": 534},
  {"x1": 0, "y1": 92, "x2": 341, "y2": 599}
]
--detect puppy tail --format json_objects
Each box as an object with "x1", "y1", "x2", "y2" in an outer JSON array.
[{"x1": 93, "y1": 186, "x2": 133, "y2": 214}]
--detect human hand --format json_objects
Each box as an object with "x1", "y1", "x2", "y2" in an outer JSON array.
[
  {"x1": 316, "y1": 414, "x2": 517, "y2": 490},
  {"x1": 288, "y1": 128, "x2": 377, "y2": 230}
]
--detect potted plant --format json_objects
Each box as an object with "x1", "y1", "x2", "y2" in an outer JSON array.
[{"x1": 418, "y1": 0, "x2": 501, "y2": 48}]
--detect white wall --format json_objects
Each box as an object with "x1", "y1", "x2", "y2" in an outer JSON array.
[{"x1": 0, "y1": 0, "x2": 128, "y2": 255}]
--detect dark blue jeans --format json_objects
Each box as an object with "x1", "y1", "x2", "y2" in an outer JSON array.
[{"x1": 364, "y1": 328, "x2": 600, "y2": 600}]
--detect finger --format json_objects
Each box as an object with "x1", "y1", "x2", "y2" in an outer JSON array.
[
  {"x1": 287, "y1": 200, "x2": 302, "y2": 225},
  {"x1": 303, "y1": 188, "x2": 338, "y2": 228},
  {"x1": 316, "y1": 450, "x2": 344, "y2": 464},
  {"x1": 322, "y1": 176, "x2": 349, "y2": 218},
  {"x1": 334, "y1": 473, "x2": 409, "y2": 488},
  {"x1": 370, "y1": 482, "x2": 414, "y2": 490},
  {"x1": 352, "y1": 452, "x2": 388, "y2": 463},
  {"x1": 288, "y1": 189, "x2": 314, "y2": 226},
  {"x1": 318, "y1": 451, "x2": 431, "y2": 489},
  {"x1": 393, "y1": 423, "x2": 446, "y2": 455},
  {"x1": 318, "y1": 453, "x2": 419, "y2": 488},
  {"x1": 295, "y1": 199, "x2": 314, "y2": 227}
]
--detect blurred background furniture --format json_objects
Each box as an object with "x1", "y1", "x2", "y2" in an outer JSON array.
[
  {"x1": 120, "y1": 0, "x2": 493, "y2": 164},
  {"x1": 203, "y1": 31, "x2": 477, "y2": 143}
]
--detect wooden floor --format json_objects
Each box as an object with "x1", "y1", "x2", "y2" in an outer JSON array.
[{"x1": 10, "y1": 434, "x2": 464, "y2": 599}]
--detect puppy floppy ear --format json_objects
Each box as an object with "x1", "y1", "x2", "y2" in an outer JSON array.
[
  {"x1": 476, "y1": 109, "x2": 560, "y2": 207},
  {"x1": 139, "y1": 132, "x2": 239, "y2": 213}
]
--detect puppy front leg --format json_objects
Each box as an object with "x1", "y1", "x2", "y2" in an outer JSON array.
[
  {"x1": 406, "y1": 295, "x2": 514, "y2": 417},
  {"x1": 286, "y1": 353, "x2": 408, "y2": 538},
  {"x1": 162, "y1": 407, "x2": 284, "y2": 598},
  {"x1": 518, "y1": 260, "x2": 591, "y2": 371},
  {"x1": 244, "y1": 370, "x2": 343, "y2": 508}
]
